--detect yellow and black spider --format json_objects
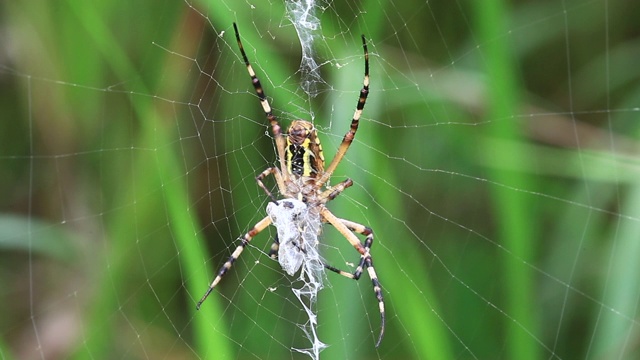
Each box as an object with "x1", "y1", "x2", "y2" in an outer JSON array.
[{"x1": 196, "y1": 23, "x2": 385, "y2": 347}]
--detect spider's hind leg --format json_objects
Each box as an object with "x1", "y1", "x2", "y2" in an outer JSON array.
[
  {"x1": 320, "y1": 208, "x2": 385, "y2": 347},
  {"x1": 320, "y1": 216, "x2": 373, "y2": 282}
]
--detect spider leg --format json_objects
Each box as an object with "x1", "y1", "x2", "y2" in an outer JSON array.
[
  {"x1": 233, "y1": 23, "x2": 289, "y2": 182},
  {"x1": 319, "y1": 178, "x2": 354, "y2": 204},
  {"x1": 320, "y1": 207, "x2": 385, "y2": 347},
  {"x1": 316, "y1": 35, "x2": 369, "y2": 188},
  {"x1": 196, "y1": 215, "x2": 272, "y2": 309},
  {"x1": 256, "y1": 167, "x2": 286, "y2": 202}
]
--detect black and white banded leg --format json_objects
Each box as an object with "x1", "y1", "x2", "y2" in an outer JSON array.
[
  {"x1": 196, "y1": 216, "x2": 272, "y2": 309},
  {"x1": 320, "y1": 208, "x2": 385, "y2": 347}
]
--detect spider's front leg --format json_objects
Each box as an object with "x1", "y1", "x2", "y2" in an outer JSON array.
[
  {"x1": 316, "y1": 34, "x2": 369, "y2": 188},
  {"x1": 196, "y1": 215, "x2": 272, "y2": 309},
  {"x1": 320, "y1": 208, "x2": 385, "y2": 347}
]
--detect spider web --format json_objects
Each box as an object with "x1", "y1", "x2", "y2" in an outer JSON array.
[{"x1": 2, "y1": 0, "x2": 640, "y2": 359}]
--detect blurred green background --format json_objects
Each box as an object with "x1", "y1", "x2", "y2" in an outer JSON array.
[{"x1": 2, "y1": 0, "x2": 640, "y2": 359}]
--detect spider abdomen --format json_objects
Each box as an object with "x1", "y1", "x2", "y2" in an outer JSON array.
[{"x1": 286, "y1": 120, "x2": 325, "y2": 178}]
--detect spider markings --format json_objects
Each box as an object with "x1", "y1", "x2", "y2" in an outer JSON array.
[
  {"x1": 196, "y1": 23, "x2": 385, "y2": 348},
  {"x1": 286, "y1": 120, "x2": 325, "y2": 178}
]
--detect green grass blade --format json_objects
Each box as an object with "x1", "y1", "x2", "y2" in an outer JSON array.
[{"x1": 474, "y1": 0, "x2": 540, "y2": 358}]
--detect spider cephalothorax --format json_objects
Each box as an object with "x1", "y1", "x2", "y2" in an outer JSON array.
[{"x1": 197, "y1": 23, "x2": 385, "y2": 347}]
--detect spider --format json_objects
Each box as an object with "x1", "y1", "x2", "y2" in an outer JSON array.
[{"x1": 196, "y1": 23, "x2": 385, "y2": 347}]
